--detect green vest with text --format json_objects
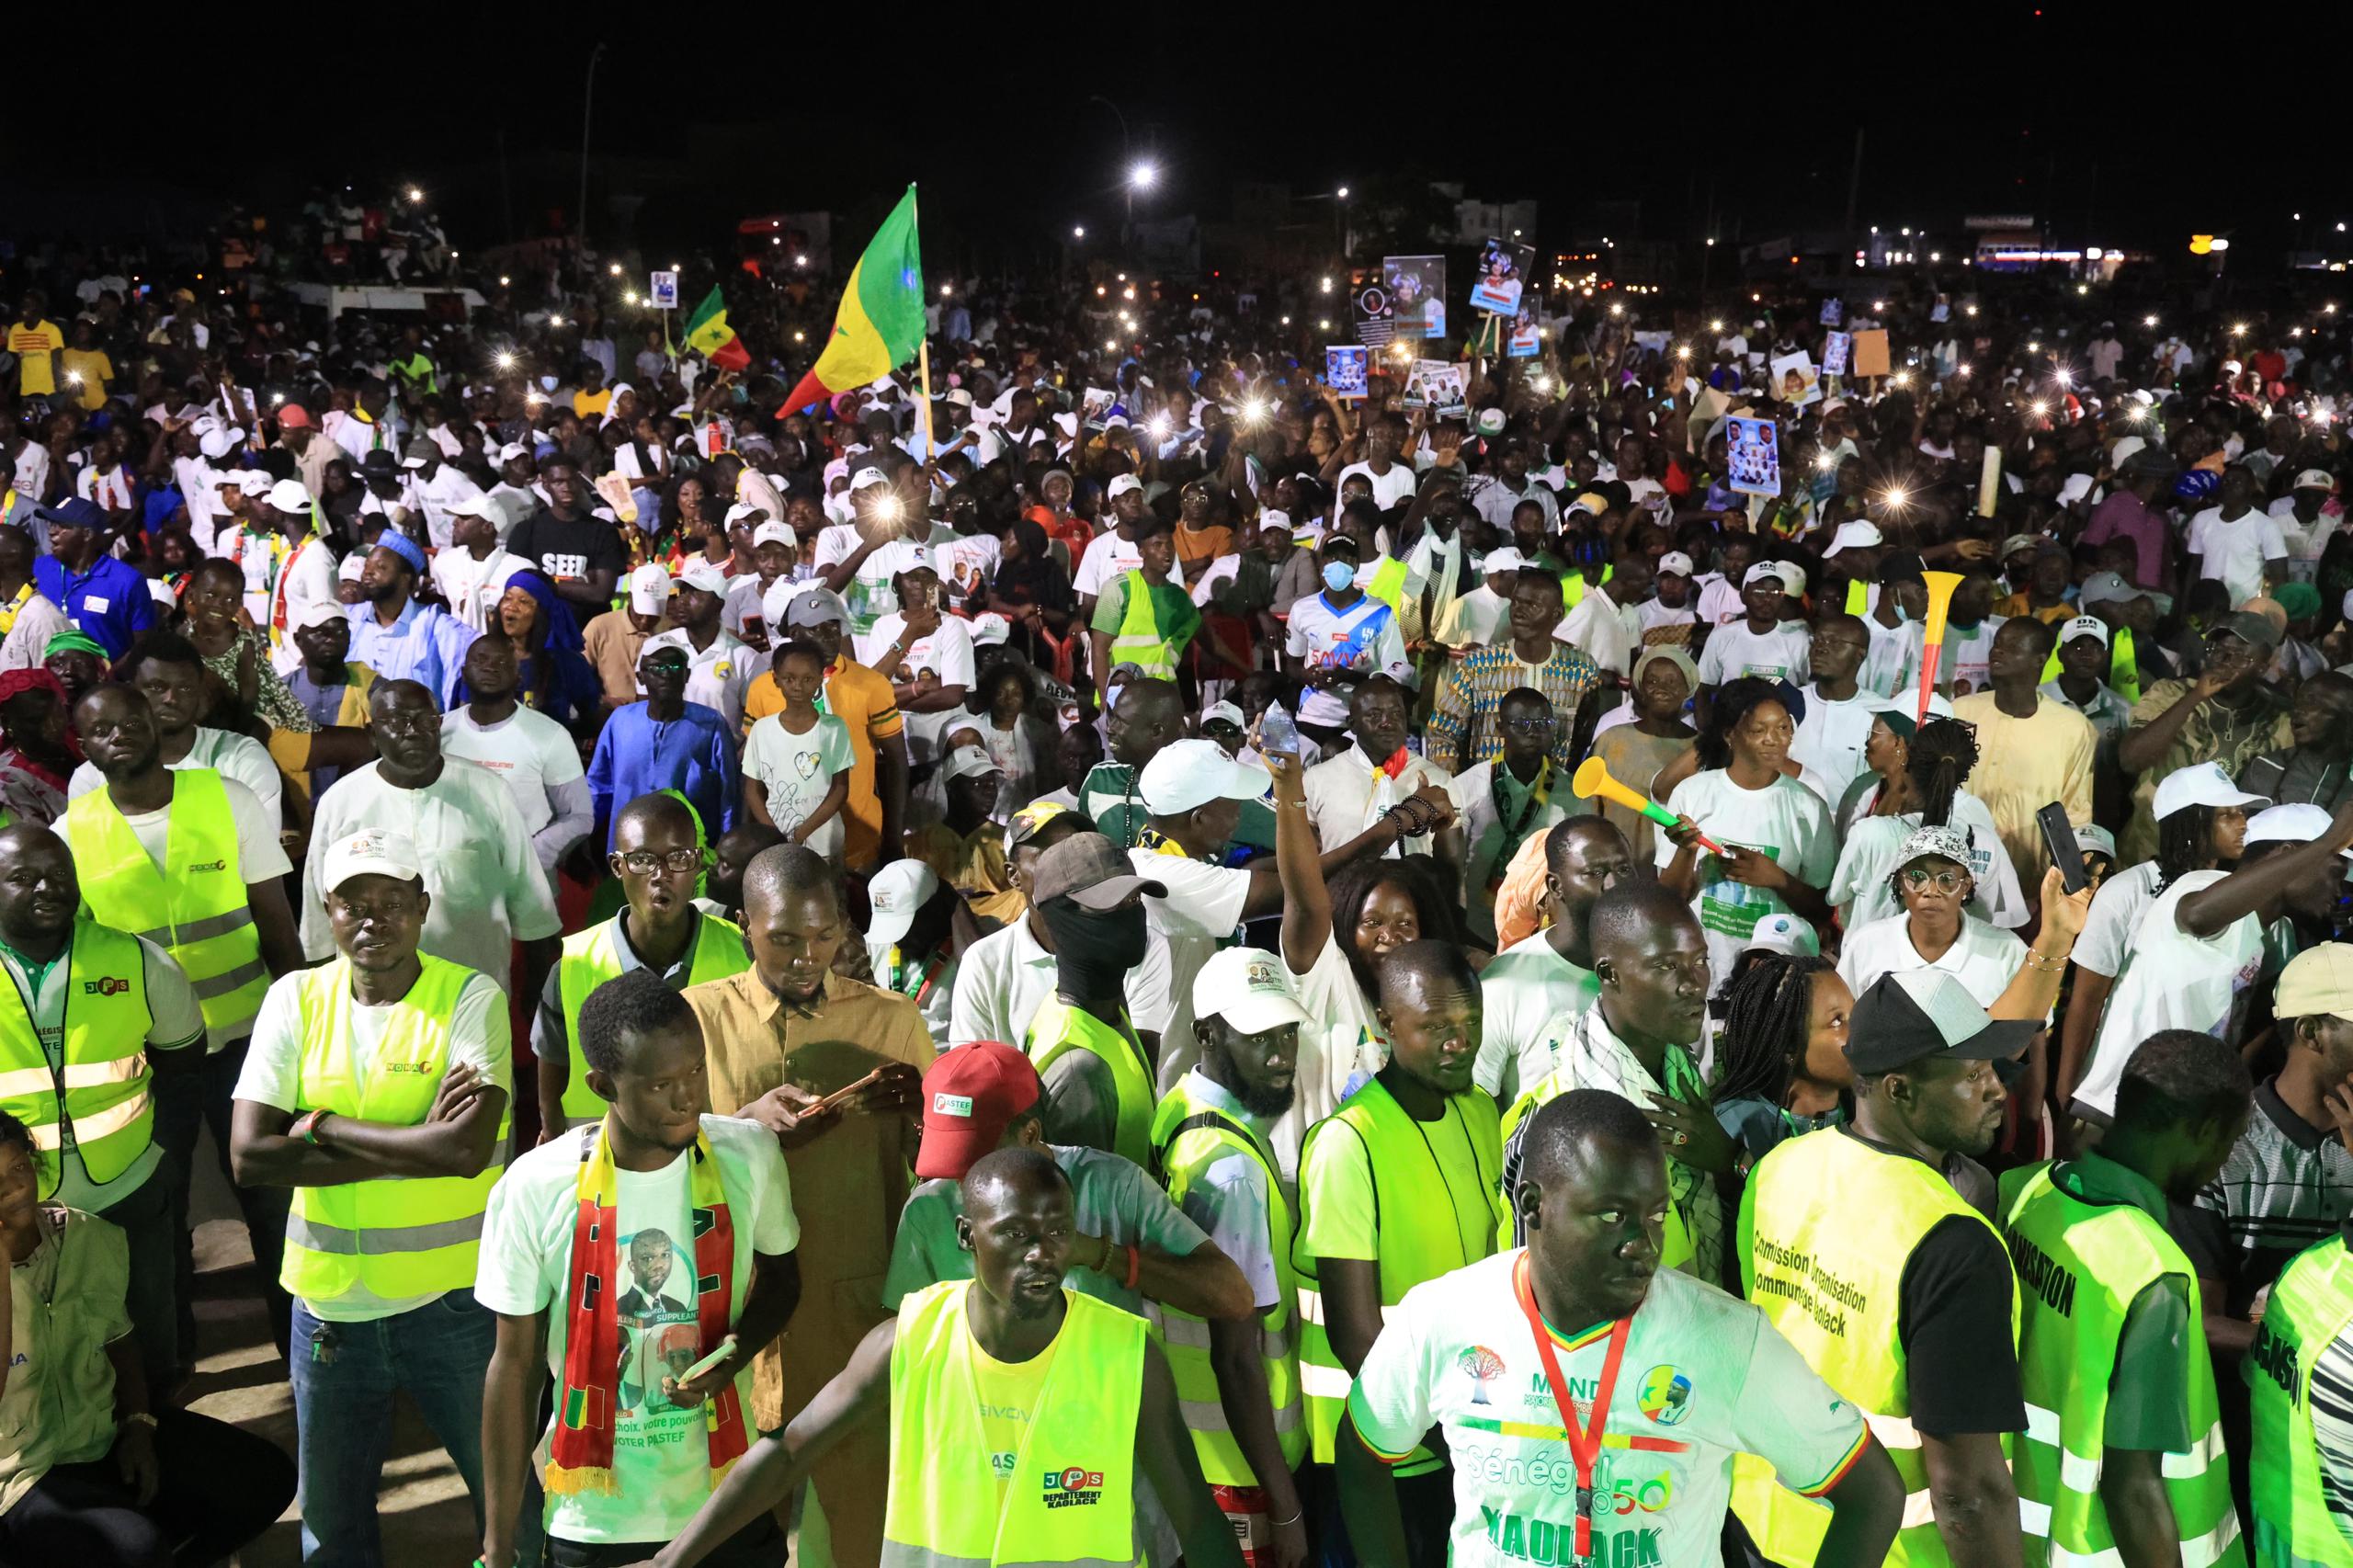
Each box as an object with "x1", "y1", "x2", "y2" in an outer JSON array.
[
  {"x1": 1150, "y1": 1082, "x2": 1305, "y2": 1484},
  {"x1": 1997, "y1": 1163, "x2": 2244, "y2": 1568},
  {"x1": 64, "y1": 768, "x2": 268, "y2": 1044},
  {"x1": 1293, "y1": 1077, "x2": 1503, "y2": 1467},
  {"x1": 279, "y1": 956, "x2": 508, "y2": 1302},
  {"x1": 2248, "y1": 1233, "x2": 2353, "y2": 1567},
  {"x1": 555, "y1": 913, "x2": 749, "y2": 1118},
  {"x1": 1733, "y1": 1127, "x2": 2018, "y2": 1567},
  {"x1": 1025, "y1": 999, "x2": 1154, "y2": 1169},
  {"x1": 882, "y1": 1279, "x2": 1146, "y2": 1568},
  {"x1": 0, "y1": 918, "x2": 155, "y2": 1199},
  {"x1": 1110, "y1": 569, "x2": 1186, "y2": 679}
]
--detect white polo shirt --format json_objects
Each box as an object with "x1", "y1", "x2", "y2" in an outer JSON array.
[
  {"x1": 645, "y1": 627, "x2": 755, "y2": 735},
  {"x1": 1300, "y1": 744, "x2": 1460, "y2": 860},
  {"x1": 2078, "y1": 869, "x2": 2266, "y2": 1116},
  {"x1": 1835, "y1": 912, "x2": 2026, "y2": 1010}
]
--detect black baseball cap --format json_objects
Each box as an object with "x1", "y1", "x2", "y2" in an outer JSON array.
[
  {"x1": 1846, "y1": 971, "x2": 2037, "y2": 1074},
  {"x1": 1877, "y1": 551, "x2": 1927, "y2": 585}
]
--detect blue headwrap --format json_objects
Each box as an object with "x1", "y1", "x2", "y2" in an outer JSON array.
[{"x1": 373, "y1": 531, "x2": 427, "y2": 575}]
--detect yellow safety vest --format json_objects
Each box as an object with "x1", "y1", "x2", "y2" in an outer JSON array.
[
  {"x1": 2248, "y1": 1233, "x2": 2353, "y2": 1567},
  {"x1": 555, "y1": 913, "x2": 748, "y2": 1118},
  {"x1": 1108, "y1": 569, "x2": 1186, "y2": 679},
  {"x1": 279, "y1": 955, "x2": 508, "y2": 1303},
  {"x1": 1733, "y1": 1127, "x2": 2018, "y2": 1567},
  {"x1": 1150, "y1": 1081, "x2": 1305, "y2": 1485},
  {"x1": 1025, "y1": 999, "x2": 1154, "y2": 1169},
  {"x1": 64, "y1": 768, "x2": 268, "y2": 1044},
  {"x1": 1498, "y1": 1067, "x2": 1694, "y2": 1270},
  {"x1": 1293, "y1": 1077, "x2": 1502, "y2": 1467},
  {"x1": 882, "y1": 1279, "x2": 1146, "y2": 1568},
  {"x1": 1365, "y1": 556, "x2": 1409, "y2": 618},
  {"x1": 0, "y1": 918, "x2": 155, "y2": 1199}
]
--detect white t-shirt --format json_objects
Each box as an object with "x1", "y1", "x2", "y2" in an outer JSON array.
[
  {"x1": 69, "y1": 727, "x2": 285, "y2": 830},
  {"x1": 742, "y1": 711, "x2": 855, "y2": 858},
  {"x1": 1697, "y1": 621, "x2": 1811, "y2": 687},
  {"x1": 1789, "y1": 684, "x2": 1895, "y2": 797},
  {"x1": 813, "y1": 528, "x2": 927, "y2": 636},
  {"x1": 936, "y1": 532, "x2": 1002, "y2": 604},
  {"x1": 1936, "y1": 619, "x2": 2006, "y2": 698},
  {"x1": 1438, "y1": 585, "x2": 1510, "y2": 648},
  {"x1": 1861, "y1": 616, "x2": 1925, "y2": 699},
  {"x1": 439, "y1": 705, "x2": 587, "y2": 846},
  {"x1": 234, "y1": 964, "x2": 510, "y2": 1320},
  {"x1": 2069, "y1": 860, "x2": 2164, "y2": 980},
  {"x1": 1349, "y1": 1252, "x2": 1869, "y2": 1568},
  {"x1": 645, "y1": 628, "x2": 755, "y2": 735},
  {"x1": 2188, "y1": 506, "x2": 2289, "y2": 607},
  {"x1": 2078, "y1": 869, "x2": 2265, "y2": 1116},
  {"x1": 1655, "y1": 771, "x2": 1835, "y2": 994},
  {"x1": 474, "y1": 1115, "x2": 798, "y2": 1548},
  {"x1": 1473, "y1": 931, "x2": 1598, "y2": 1103},
  {"x1": 946, "y1": 913, "x2": 1174, "y2": 1056},
  {"x1": 856, "y1": 612, "x2": 977, "y2": 766},
  {"x1": 1074, "y1": 528, "x2": 1145, "y2": 600},
  {"x1": 1280, "y1": 935, "x2": 1385, "y2": 1174},
  {"x1": 429, "y1": 545, "x2": 525, "y2": 635},
  {"x1": 1285, "y1": 592, "x2": 1405, "y2": 676},
  {"x1": 1836, "y1": 913, "x2": 2026, "y2": 1010},
  {"x1": 1559, "y1": 592, "x2": 1642, "y2": 677},
  {"x1": 1135, "y1": 849, "x2": 1251, "y2": 1053},
  {"x1": 1336, "y1": 460, "x2": 1416, "y2": 510}
]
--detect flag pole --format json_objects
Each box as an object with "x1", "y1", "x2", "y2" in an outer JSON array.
[{"x1": 914, "y1": 186, "x2": 936, "y2": 464}]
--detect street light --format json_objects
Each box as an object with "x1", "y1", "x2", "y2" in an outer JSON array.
[
  {"x1": 1073, "y1": 225, "x2": 1086, "y2": 239},
  {"x1": 608, "y1": 263, "x2": 621, "y2": 277},
  {"x1": 1131, "y1": 161, "x2": 1159, "y2": 189},
  {"x1": 1336, "y1": 186, "x2": 1349, "y2": 199},
  {"x1": 406, "y1": 187, "x2": 424, "y2": 204}
]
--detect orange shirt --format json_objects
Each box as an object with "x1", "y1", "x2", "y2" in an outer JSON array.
[{"x1": 743, "y1": 654, "x2": 904, "y2": 863}]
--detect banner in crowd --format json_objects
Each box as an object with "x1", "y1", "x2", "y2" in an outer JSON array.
[
  {"x1": 1468, "y1": 238, "x2": 1534, "y2": 316},
  {"x1": 1353, "y1": 269, "x2": 1393, "y2": 347},
  {"x1": 1384, "y1": 256, "x2": 1447, "y2": 340},
  {"x1": 1727, "y1": 415, "x2": 1781, "y2": 496},
  {"x1": 1326, "y1": 346, "x2": 1370, "y2": 398},
  {"x1": 1508, "y1": 306, "x2": 1541, "y2": 358},
  {"x1": 1823, "y1": 331, "x2": 1851, "y2": 380},
  {"x1": 1403, "y1": 358, "x2": 1468, "y2": 415},
  {"x1": 1772, "y1": 352, "x2": 1821, "y2": 407}
]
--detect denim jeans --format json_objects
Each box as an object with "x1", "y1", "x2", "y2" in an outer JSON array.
[
  {"x1": 150, "y1": 1034, "x2": 292, "y2": 1369},
  {"x1": 290, "y1": 1286, "x2": 514, "y2": 1568}
]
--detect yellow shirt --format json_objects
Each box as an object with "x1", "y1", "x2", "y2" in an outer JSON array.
[
  {"x1": 7, "y1": 321, "x2": 65, "y2": 397},
  {"x1": 58, "y1": 349, "x2": 111, "y2": 411},
  {"x1": 573, "y1": 388, "x2": 612, "y2": 418},
  {"x1": 969, "y1": 1327, "x2": 1060, "y2": 1505},
  {"x1": 744, "y1": 657, "x2": 905, "y2": 866},
  {"x1": 1950, "y1": 690, "x2": 2097, "y2": 889}
]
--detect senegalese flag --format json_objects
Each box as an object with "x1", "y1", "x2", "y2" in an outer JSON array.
[
  {"x1": 683, "y1": 286, "x2": 751, "y2": 371},
  {"x1": 783, "y1": 184, "x2": 924, "y2": 415}
]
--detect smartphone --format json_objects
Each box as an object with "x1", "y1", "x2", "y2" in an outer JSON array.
[
  {"x1": 812, "y1": 1067, "x2": 887, "y2": 1116},
  {"x1": 2037, "y1": 802, "x2": 2087, "y2": 894},
  {"x1": 677, "y1": 1334, "x2": 738, "y2": 1383}
]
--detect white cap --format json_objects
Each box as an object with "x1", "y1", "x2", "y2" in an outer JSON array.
[
  {"x1": 1141, "y1": 738, "x2": 1271, "y2": 816},
  {"x1": 321, "y1": 828, "x2": 422, "y2": 893},
  {"x1": 199, "y1": 426, "x2": 243, "y2": 460},
  {"x1": 2153, "y1": 760, "x2": 2269, "y2": 823},
  {"x1": 1744, "y1": 560, "x2": 1797, "y2": 589},
  {"x1": 238, "y1": 470, "x2": 274, "y2": 494},
  {"x1": 338, "y1": 552, "x2": 369, "y2": 583},
  {"x1": 1655, "y1": 551, "x2": 1695, "y2": 577},
  {"x1": 628, "y1": 562, "x2": 673, "y2": 617},
  {"x1": 497, "y1": 442, "x2": 531, "y2": 464},
  {"x1": 866, "y1": 858, "x2": 941, "y2": 948},
  {"x1": 849, "y1": 466, "x2": 890, "y2": 491},
  {"x1": 723, "y1": 501, "x2": 764, "y2": 528},
  {"x1": 449, "y1": 494, "x2": 499, "y2": 520},
  {"x1": 2058, "y1": 614, "x2": 2109, "y2": 647},
  {"x1": 294, "y1": 601, "x2": 348, "y2": 634},
  {"x1": 1200, "y1": 700, "x2": 1245, "y2": 731},
  {"x1": 264, "y1": 479, "x2": 313, "y2": 516},
  {"x1": 1108, "y1": 473, "x2": 1144, "y2": 498},
  {"x1": 1822, "y1": 520, "x2": 1883, "y2": 558},
  {"x1": 968, "y1": 611, "x2": 1010, "y2": 646},
  {"x1": 1480, "y1": 547, "x2": 1528, "y2": 575},
  {"x1": 945, "y1": 387, "x2": 974, "y2": 408},
  {"x1": 751, "y1": 519, "x2": 797, "y2": 550},
  {"x1": 2247, "y1": 802, "x2": 2350, "y2": 858},
  {"x1": 2109, "y1": 435, "x2": 2147, "y2": 468},
  {"x1": 2297, "y1": 469, "x2": 2338, "y2": 492},
  {"x1": 941, "y1": 744, "x2": 1003, "y2": 784},
  {"x1": 1192, "y1": 946, "x2": 1313, "y2": 1035},
  {"x1": 676, "y1": 561, "x2": 731, "y2": 597}
]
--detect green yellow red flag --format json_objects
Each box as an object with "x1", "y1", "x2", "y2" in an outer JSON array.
[{"x1": 783, "y1": 185, "x2": 924, "y2": 413}]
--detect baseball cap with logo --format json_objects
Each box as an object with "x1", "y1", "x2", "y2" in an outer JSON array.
[
  {"x1": 969, "y1": 612, "x2": 1011, "y2": 647},
  {"x1": 1478, "y1": 547, "x2": 1528, "y2": 576},
  {"x1": 1141, "y1": 739, "x2": 1273, "y2": 818},
  {"x1": 267, "y1": 479, "x2": 314, "y2": 516},
  {"x1": 627, "y1": 562, "x2": 673, "y2": 618},
  {"x1": 2153, "y1": 761, "x2": 2269, "y2": 822},
  {"x1": 1006, "y1": 801, "x2": 1072, "y2": 849},
  {"x1": 1199, "y1": 700, "x2": 1246, "y2": 735},
  {"x1": 2245, "y1": 802, "x2": 2353, "y2": 858},
  {"x1": 1193, "y1": 946, "x2": 1313, "y2": 1036},
  {"x1": 2058, "y1": 614, "x2": 2109, "y2": 648},
  {"x1": 676, "y1": 560, "x2": 731, "y2": 597},
  {"x1": 2296, "y1": 469, "x2": 2338, "y2": 493},
  {"x1": 2276, "y1": 944, "x2": 2353, "y2": 1023},
  {"x1": 1655, "y1": 551, "x2": 1695, "y2": 577},
  {"x1": 752, "y1": 520, "x2": 796, "y2": 550},
  {"x1": 2219, "y1": 609, "x2": 2282, "y2": 652},
  {"x1": 914, "y1": 1041, "x2": 1042, "y2": 1180},
  {"x1": 1822, "y1": 521, "x2": 1882, "y2": 559},
  {"x1": 322, "y1": 829, "x2": 422, "y2": 893},
  {"x1": 1846, "y1": 969, "x2": 2038, "y2": 1074},
  {"x1": 867, "y1": 858, "x2": 942, "y2": 948},
  {"x1": 1108, "y1": 473, "x2": 1144, "y2": 499},
  {"x1": 849, "y1": 466, "x2": 890, "y2": 492},
  {"x1": 1030, "y1": 833, "x2": 1168, "y2": 910},
  {"x1": 1743, "y1": 561, "x2": 1796, "y2": 590},
  {"x1": 782, "y1": 585, "x2": 852, "y2": 631},
  {"x1": 941, "y1": 744, "x2": 1003, "y2": 785}
]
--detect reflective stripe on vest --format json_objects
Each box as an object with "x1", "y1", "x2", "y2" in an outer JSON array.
[
  {"x1": 1292, "y1": 1077, "x2": 1502, "y2": 1466},
  {"x1": 0, "y1": 919, "x2": 155, "y2": 1198},
  {"x1": 2248, "y1": 1235, "x2": 2353, "y2": 1567},
  {"x1": 280, "y1": 956, "x2": 507, "y2": 1303},
  {"x1": 1108, "y1": 570, "x2": 1183, "y2": 679},
  {"x1": 883, "y1": 1280, "x2": 1145, "y2": 1568},
  {"x1": 1150, "y1": 1090, "x2": 1305, "y2": 1484},
  {"x1": 1024, "y1": 1000, "x2": 1154, "y2": 1169},
  {"x1": 64, "y1": 769, "x2": 267, "y2": 1040},
  {"x1": 1998, "y1": 1163, "x2": 2244, "y2": 1568},
  {"x1": 555, "y1": 913, "x2": 748, "y2": 1118},
  {"x1": 1732, "y1": 1127, "x2": 2019, "y2": 1568}
]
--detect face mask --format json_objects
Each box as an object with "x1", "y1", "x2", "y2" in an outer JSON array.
[
  {"x1": 1040, "y1": 898, "x2": 1149, "y2": 994},
  {"x1": 1323, "y1": 561, "x2": 1357, "y2": 594}
]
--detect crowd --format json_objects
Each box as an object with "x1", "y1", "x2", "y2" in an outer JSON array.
[{"x1": 5, "y1": 207, "x2": 2353, "y2": 1568}]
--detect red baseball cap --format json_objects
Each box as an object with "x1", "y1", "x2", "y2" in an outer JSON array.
[
  {"x1": 276, "y1": 403, "x2": 314, "y2": 429},
  {"x1": 914, "y1": 1041, "x2": 1040, "y2": 1181}
]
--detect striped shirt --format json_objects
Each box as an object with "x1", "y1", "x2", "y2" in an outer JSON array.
[
  {"x1": 1424, "y1": 641, "x2": 1602, "y2": 776},
  {"x1": 2174, "y1": 1077, "x2": 2353, "y2": 1317}
]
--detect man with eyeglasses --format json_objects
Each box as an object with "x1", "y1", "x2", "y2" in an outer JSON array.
[
  {"x1": 586, "y1": 641, "x2": 742, "y2": 854},
  {"x1": 300, "y1": 678, "x2": 563, "y2": 1012},
  {"x1": 533, "y1": 791, "x2": 750, "y2": 1138}
]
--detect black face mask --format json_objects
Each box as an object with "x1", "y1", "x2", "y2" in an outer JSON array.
[{"x1": 1040, "y1": 898, "x2": 1148, "y2": 999}]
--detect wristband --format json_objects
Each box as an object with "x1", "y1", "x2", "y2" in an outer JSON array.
[
  {"x1": 119, "y1": 1411, "x2": 157, "y2": 1431},
  {"x1": 1123, "y1": 1243, "x2": 1142, "y2": 1291},
  {"x1": 290, "y1": 1108, "x2": 323, "y2": 1145}
]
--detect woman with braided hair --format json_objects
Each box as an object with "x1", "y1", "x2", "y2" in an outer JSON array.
[
  {"x1": 1709, "y1": 952, "x2": 1854, "y2": 1168},
  {"x1": 1824, "y1": 711, "x2": 2029, "y2": 931}
]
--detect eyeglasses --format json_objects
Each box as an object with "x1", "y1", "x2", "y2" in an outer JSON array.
[
  {"x1": 641, "y1": 656, "x2": 690, "y2": 675},
  {"x1": 1900, "y1": 867, "x2": 1969, "y2": 894},
  {"x1": 615, "y1": 848, "x2": 710, "y2": 875},
  {"x1": 1502, "y1": 717, "x2": 1558, "y2": 734}
]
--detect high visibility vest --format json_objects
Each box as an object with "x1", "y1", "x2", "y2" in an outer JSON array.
[
  {"x1": 1025, "y1": 999, "x2": 1154, "y2": 1169},
  {"x1": 1557, "y1": 563, "x2": 1614, "y2": 610},
  {"x1": 0, "y1": 918, "x2": 155, "y2": 1199},
  {"x1": 1149, "y1": 1082, "x2": 1305, "y2": 1485},
  {"x1": 2036, "y1": 625, "x2": 2140, "y2": 706},
  {"x1": 2248, "y1": 1233, "x2": 2353, "y2": 1567},
  {"x1": 1733, "y1": 1127, "x2": 2018, "y2": 1566},
  {"x1": 1997, "y1": 1164, "x2": 2244, "y2": 1568},
  {"x1": 1108, "y1": 569, "x2": 1185, "y2": 679},
  {"x1": 64, "y1": 768, "x2": 268, "y2": 1043},
  {"x1": 554, "y1": 913, "x2": 748, "y2": 1118},
  {"x1": 1497, "y1": 1067, "x2": 1693, "y2": 1270},
  {"x1": 1292, "y1": 1077, "x2": 1502, "y2": 1465},
  {"x1": 1845, "y1": 580, "x2": 1870, "y2": 615},
  {"x1": 882, "y1": 1280, "x2": 1146, "y2": 1568},
  {"x1": 1365, "y1": 556, "x2": 1410, "y2": 618},
  {"x1": 279, "y1": 956, "x2": 507, "y2": 1303}
]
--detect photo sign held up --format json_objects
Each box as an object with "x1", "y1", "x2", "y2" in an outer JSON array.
[
  {"x1": 1851, "y1": 328, "x2": 1891, "y2": 379},
  {"x1": 1403, "y1": 359, "x2": 1468, "y2": 416},
  {"x1": 1326, "y1": 346, "x2": 1370, "y2": 399},
  {"x1": 1384, "y1": 256, "x2": 1446, "y2": 340},
  {"x1": 1726, "y1": 416, "x2": 1782, "y2": 498},
  {"x1": 648, "y1": 270, "x2": 679, "y2": 310},
  {"x1": 1468, "y1": 238, "x2": 1534, "y2": 316}
]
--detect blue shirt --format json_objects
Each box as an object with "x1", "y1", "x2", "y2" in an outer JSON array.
[
  {"x1": 346, "y1": 597, "x2": 476, "y2": 710},
  {"x1": 32, "y1": 554, "x2": 153, "y2": 657},
  {"x1": 585, "y1": 700, "x2": 740, "y2": 849}
]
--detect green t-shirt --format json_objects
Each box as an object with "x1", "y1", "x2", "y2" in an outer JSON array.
[
  {"x1": 2050, "y1": 1152, "x2": 2194, "y2": 1451},
  {"x1": 882, "y1": 1143, "x2": 1206, "y2": 1315},
  {"x1": 0, "y1": 1208, "x2": 131, "y2": 1514}
]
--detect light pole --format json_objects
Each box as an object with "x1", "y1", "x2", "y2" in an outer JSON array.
[
  {"x1": 1127, "y1": 161, "x2": 1158, "y2": 231},
  {"x1": 578, "y1": 43, "x2": 606, "y2": 249}
]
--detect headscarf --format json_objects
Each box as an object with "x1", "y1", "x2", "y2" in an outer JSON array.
[
  {"x1": 994, "y1": 517, "x2": 1069, "y2": 608},
  {"x1": 456, "y1": 568, "x2": 600, "y2": 726},
  {"x1": 42, "y1": 630, "x2": 109, "y2": 663},
  {"x1": 0, "y1": 667, "x2": 65, "y2": 707}
]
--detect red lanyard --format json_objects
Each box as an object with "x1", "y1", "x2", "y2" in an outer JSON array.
[{"x1": 1513, "y1": 1256, "x2": 1631, "y2": 1566}]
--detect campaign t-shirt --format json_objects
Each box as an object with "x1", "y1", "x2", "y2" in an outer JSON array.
[
  {"x1": 508, "y1": 512, "x2": 626, "y2": 588},
  {"x1": 1655, "y1": 770, "x2": 1835, "y2": 994},
  {"x1": 1285, "y1": 591, "x2": 1405, "y2": 676},
  {"x1": 1348, "y1": 1252, "x2": 1868, "y2": 1568},
  {"x1": 1696, "y1": 621, "x2": 1811, "y2": 687},
  {"x1": 742, "y1": 710, "x2": 855, "y2": 858},
  {"x1": 474, "y1": 1115, "x2": 798, "y2": 1548},
  {"x1": 2077, "y1": 869, "x2": 2265, "y2": 1117}
]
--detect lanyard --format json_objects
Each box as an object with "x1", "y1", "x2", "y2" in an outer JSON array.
[{"x1": 1513, "y1": 1257, "x2": 1630, "y2": 1567}]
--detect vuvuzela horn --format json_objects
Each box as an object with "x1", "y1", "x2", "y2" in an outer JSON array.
[
  {"x1": 1915, "y1": 569, "x2": 1967, "y2": 723},
  {"x1": 1572, "y1": 756, "x2": 1724, "y2": 856}
]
